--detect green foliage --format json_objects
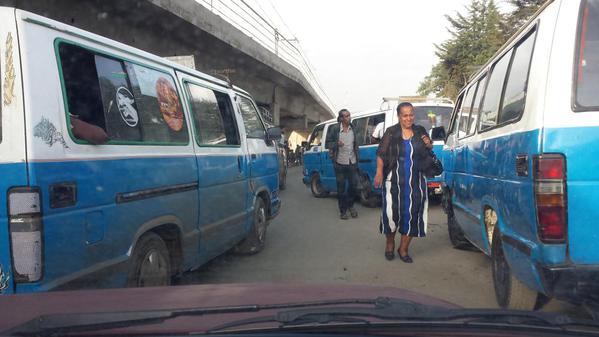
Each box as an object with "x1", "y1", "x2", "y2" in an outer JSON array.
[{"x1": 418, "y1": 0, "x2": 546, "y2": 100}]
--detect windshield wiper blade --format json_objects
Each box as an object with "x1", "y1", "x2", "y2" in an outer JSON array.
[
  {"x1": 208, "y1": 297, "x2": 599, "y2": 333},
  {"x1": 5, "y1": 298, "x2": 377, "y2": 336}
]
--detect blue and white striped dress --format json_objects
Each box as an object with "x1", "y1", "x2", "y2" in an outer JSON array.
[{"x1": 379, "y1": 138, "x2": 428, "y2": 237}]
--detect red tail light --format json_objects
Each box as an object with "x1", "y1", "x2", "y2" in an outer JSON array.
[{"x1": 534, "y1": 154, "x2": 567, "y2": 243}]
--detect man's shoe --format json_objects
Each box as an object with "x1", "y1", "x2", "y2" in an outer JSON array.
[
  {"x1": 349, "y1": 207, "x2": 358, "y2": 218},
  {"x1": 340, "y1": 212, "x2": 349, "y2": 220}
]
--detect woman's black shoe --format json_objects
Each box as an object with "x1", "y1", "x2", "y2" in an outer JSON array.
[
  {"x1": 385, "y1": 251, "x2": 395, "y2": 261},
  {"x1": 399, "y1": 254, "x2": 413, "y2": 263}
]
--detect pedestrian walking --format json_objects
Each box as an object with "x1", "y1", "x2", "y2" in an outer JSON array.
[
  {"x1": 326, "y1": 109, "x2": 359, "y2": 220},
  {"x1": 374, "y1": 102, "x2": 433, "y2": 263}
]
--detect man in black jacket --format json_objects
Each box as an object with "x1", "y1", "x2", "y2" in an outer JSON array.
[{"x1": 326, "y1": 109, "x2": 359, "y2": 220}]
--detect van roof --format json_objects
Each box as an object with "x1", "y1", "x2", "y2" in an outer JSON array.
[{"x1": 17, "y1": 8, "x2": 253, "y2": 97}]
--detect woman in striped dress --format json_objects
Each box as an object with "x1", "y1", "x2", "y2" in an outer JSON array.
[{"x1": 374, "y1": 102, "x2": 433, "y2": 263}]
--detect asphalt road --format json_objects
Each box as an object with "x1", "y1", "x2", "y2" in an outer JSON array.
[{"x1": 180, "y1": 166, "x2": 582, "y2": 315}]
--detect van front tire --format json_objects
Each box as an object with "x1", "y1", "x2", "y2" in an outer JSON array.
[
  {"x1": 492, "y1": 229, "x2": 538, "y2": 310},
  {"x1": 235, "y1": 198, "x2": 268, "y2": 255},
  {"x1": 310, "y1": 173, "x2": 329, "y2": 198},
  {"x1": 127, "y1": 232, "x2": 171, "y2": 288}
]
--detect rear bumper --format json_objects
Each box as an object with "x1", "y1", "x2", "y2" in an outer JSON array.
[
  {"x1": 539, "y1": 264, "x2": 599, "y2": 304},
  {"x1": 427, "y1": 181, "x2": 443, "y2": 195}
]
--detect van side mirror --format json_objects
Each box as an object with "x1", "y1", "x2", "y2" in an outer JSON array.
[
  {"x1": 431, "y1": 126, "x2": 446, "y2": 141},
  {"x1": 301, "y1": 141, "x2": 308, "y2": 148},
  {"x1": 266, "y1": 126, "x2": 282, "y2": 141}
]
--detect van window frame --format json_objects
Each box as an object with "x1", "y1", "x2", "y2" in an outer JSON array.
[
  {"x1": 182, "y1": 79, "x2": 241, "y2": 148},
  {"x1": 446, "y1": 94, "x2": 463, "y2": 140},
  {"x1": 466, "y1": 73, "x2": 488, "y2": 138},
  {"x1": 572, "y1": 0, "x2": 599, "y2": 112},
  {"x1": 477, "y1": 23, "x2": 539, "y2": 134},
  {"x1": 54, "y1": 38, "x2": 191, "y2": 146},
  {"x1": 457, "y1": 85, "x2": 476, "y2": 140}
]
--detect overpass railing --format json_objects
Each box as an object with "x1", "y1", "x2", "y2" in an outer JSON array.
[{"x1": 196, "y1": 0, "x2": 334, "y2": 113}]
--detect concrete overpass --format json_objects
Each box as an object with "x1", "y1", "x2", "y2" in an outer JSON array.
[{"x1": 3, "y1": 0, "x2": 335, "y2": 132}]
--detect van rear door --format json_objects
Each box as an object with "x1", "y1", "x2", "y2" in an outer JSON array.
[
  {"x1": 550, "y1": 0, "x2": 599, "y2": 265},
  {"x1": 0, "y1": 8, "x2": 28, "y2": 295}
]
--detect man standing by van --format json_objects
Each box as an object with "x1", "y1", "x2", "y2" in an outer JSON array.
[{"x1": 326, "y1": 109, "x2": 359, "y2": 220}]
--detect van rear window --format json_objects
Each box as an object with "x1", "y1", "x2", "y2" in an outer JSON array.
[
  {"x1": 575, "y1": 0, "x2": 599, "y2": 109},
  {"x1": 413, "y1": 106, "x2": 453, "y2": 131}
]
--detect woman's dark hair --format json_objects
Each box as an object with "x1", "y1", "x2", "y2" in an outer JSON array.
[{"x1": 397, "y1": 102, "x2": 413, "y2": 114}]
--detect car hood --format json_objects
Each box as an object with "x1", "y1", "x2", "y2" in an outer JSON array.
[{"x1": 0, "y1": 283, "x2": 459, "y2": 334}]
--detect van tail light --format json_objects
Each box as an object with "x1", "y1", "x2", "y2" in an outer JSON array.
[
  {"x1": 8, "y1": 187, "x2": 43, "y2": 282},
  {"x1": 534, "y1": 155, "x2": 567, "y2": 243}
]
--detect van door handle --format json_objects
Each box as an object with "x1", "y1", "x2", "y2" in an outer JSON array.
[
  {"x1": 251, "y1": 153, "x2": 257, "y2": 160},
  {"x1": 516, "y1": 154, "x2": 528, "y2": 177},
  {"x1": 237, "y1": 156, "x2": 242, "y2": 172}
]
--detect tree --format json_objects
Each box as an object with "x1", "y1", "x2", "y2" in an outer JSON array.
[
  {"x1": 504, "y1": 0, "x2": 548, "y2": 37},
  {"x1": 418, "y1": 0, "x2": 506, "y2": 100}
]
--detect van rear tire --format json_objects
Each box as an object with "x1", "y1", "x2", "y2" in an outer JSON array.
[
  {"x1": 492, "y1": 229, "x2": 538, "y2": 310},
  {"x1": 310, "y1": 173, "x2": 329, "y2": 198},
  {"x1": 127, "y1": 232, "x2": 171, "y2": 288}
]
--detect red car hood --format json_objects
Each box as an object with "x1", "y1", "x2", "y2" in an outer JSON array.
[{"x1": 0, "y1": 283, "x2": 460, "y2": 334}]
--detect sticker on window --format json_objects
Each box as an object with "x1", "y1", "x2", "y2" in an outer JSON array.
[
  {"x1": 116, "y1": 86, "x2": 138, "y2": 127},
  {"x1": 156, "y1": 77, "x2": 184, "y2": 132}
]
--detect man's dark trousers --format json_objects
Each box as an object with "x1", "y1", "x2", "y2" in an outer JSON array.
[{"x1": 335, "y1": 163, "x2": 357, "y2": 214}]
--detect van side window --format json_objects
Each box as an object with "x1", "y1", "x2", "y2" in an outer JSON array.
[
  {"x1": 575, "y1": 0, "x2": 599, "y2": 109},
  {"x1": 186, "y1": 83, "x2": 240, "y2": 146},
  {"x1": 458, "y1": 86, "x2": 476, "y2": 138},
  {"x1": 58, "y1": 42, "x2": 189, "y2": 144},
  {"x1": 353, "y1": 116, "x2": 368, "y2": 146},
  {"x1": 468, "y1": 74, "x2": 487, "y2": 135},
  {"x1": 126, "y1": 63, "x2": 189, "y2": 143},
  {"x1": 479, "y1": 49, "x2": 513, "y2": 131},
  {"x1": 309, "y1": 124, "x2": 324, "y2": 146},
  {"x1": 498, "y1": 29, "x2": 536, "y2": 123},
  {"x1": 238, "y1": 96, "x2": 266, "y2": 139}
]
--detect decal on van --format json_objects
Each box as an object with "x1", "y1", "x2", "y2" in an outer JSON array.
[
  {"x1": 116, "y1": 86, "x2": 138, "y2": 127},
  {"x1": 34, "y1": 117, "x2": 69, "y2": 148},
  {"x1": 3, "y1": 32, "x2": 15, "y2": 106},
  {"x1": 156, "y1": 77, "x2": 184, "y2": 132}
]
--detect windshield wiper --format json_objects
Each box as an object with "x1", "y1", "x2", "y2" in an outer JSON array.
[
  {"x1": 4, "y1": 298, "x2": 377, "y2": 336},
  {"x1": 208, "y1": 297, "x2": 599, "y2": 334}
]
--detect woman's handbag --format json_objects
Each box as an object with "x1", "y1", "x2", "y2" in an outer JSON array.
[{"x1": 422, "y1": 149, "x2": 443, "y2": 178}]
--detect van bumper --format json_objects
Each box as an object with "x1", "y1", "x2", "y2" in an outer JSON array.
[{"x1": 539, "y1": 264, "x2": 599, "y2": 304}]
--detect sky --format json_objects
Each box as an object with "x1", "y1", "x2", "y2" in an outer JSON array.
[{"x1": 249, "y1": 0, "x2": 513, "y2": 112}]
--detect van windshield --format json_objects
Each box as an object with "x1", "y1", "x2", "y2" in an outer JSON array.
[
  {"x1": 576, "y1": 0, "x2": 599, "y2": 109},
  {"x1": 413, "y1": 105, "x2": 453, "y2": 130}
]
